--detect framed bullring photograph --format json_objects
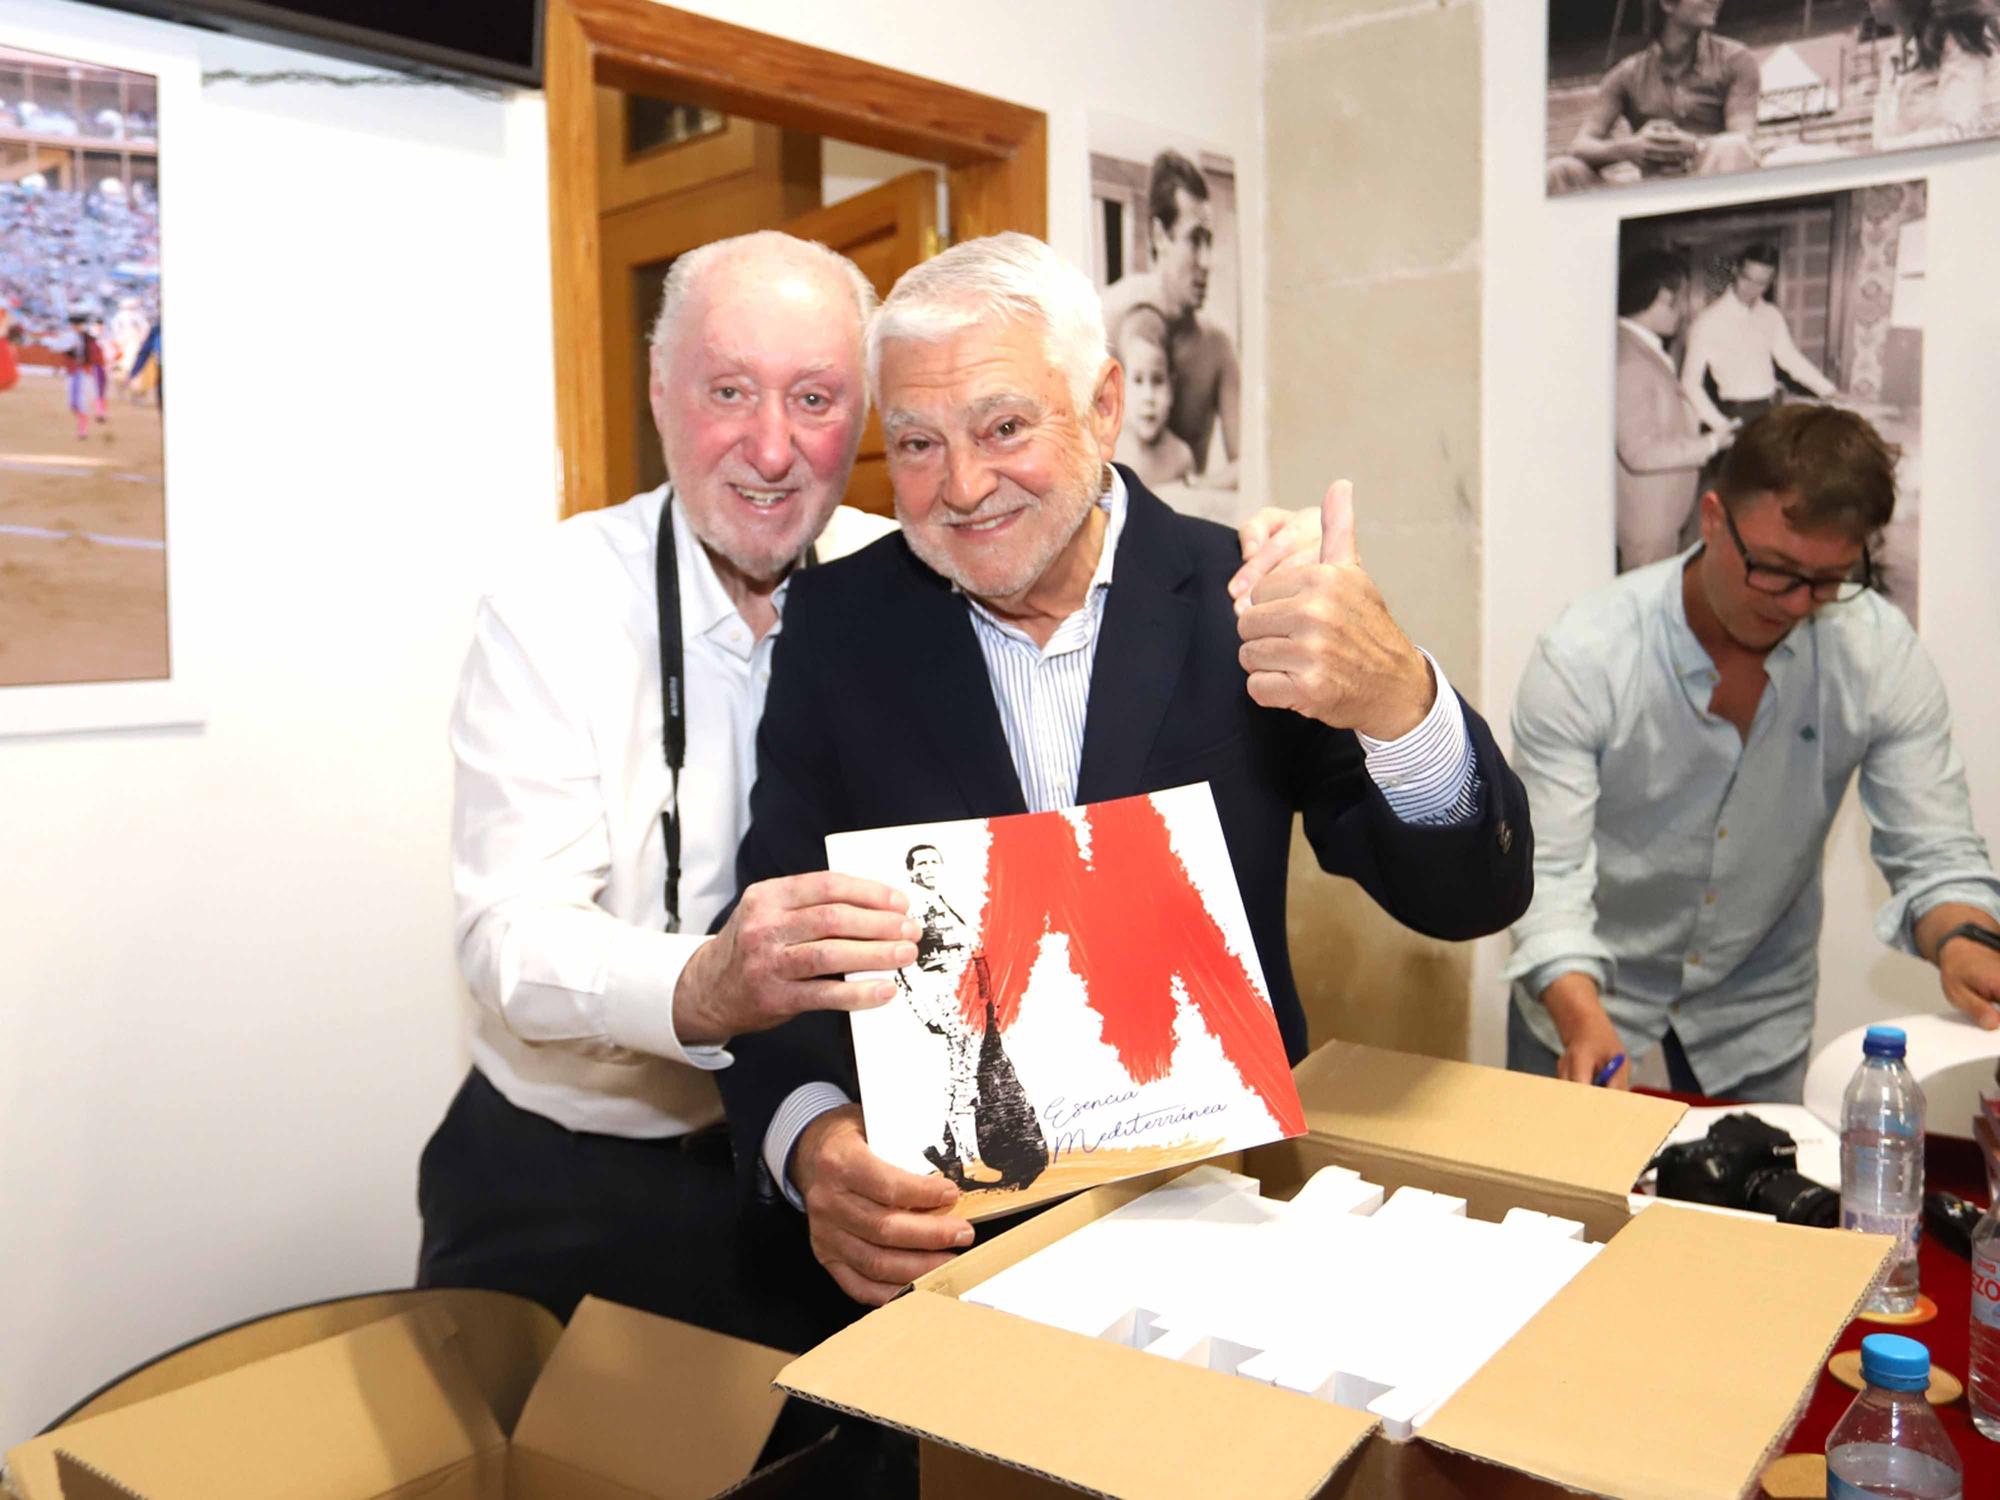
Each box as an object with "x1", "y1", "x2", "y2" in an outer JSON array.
[{"x1": 1, "y1": 23, "x2": 200, "y2": 735}]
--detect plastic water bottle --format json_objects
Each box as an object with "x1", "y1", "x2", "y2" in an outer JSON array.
[
  {"x1": 1825, "y1": 1334, "x2": 1962, "y2": 1497},
  {"x1": 1840, "y1": 1025, "x2": 1924, "y2": 1316},
  {"x1": 1971, "y1": 1072, "x2": 2000, "y2": 1441}
]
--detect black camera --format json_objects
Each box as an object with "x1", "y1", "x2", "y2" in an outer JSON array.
[{"x1": 1652, "y1": 1112, "x2": 1839, "y2": 1228}]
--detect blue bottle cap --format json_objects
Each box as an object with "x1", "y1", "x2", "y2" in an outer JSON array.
[
  {"x1": 1859, "y1": 1333, "x2": 1931, "y2": 1391},
  {"x1": 1863, "y1": 1026, "x2": 1907, "y2": 1058}
]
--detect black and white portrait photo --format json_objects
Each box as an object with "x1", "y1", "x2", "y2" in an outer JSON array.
[
  {"x1": 1614, "y1": 180, "x2": 1925, "y2": 621},
  {"x1": 1547, "y1": 1, "x2": 2000, "y2": 197},
  {"x1": 1089, "y1": 114, "x2": 1241, "y2": 512}
]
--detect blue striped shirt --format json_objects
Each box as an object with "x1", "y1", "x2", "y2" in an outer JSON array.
[
  {"x1": 765, "y1": 472, "x2": 1483, "y2": 1202},
  {"x1": 960, "y1": 478, "x2": 1126, "y2": 813}
]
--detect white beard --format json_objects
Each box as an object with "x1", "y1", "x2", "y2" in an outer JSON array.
[{"x1": 900, "y1": 457, "x2": 1104, "y2": 603}]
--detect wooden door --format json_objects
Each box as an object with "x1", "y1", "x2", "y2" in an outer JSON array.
[{"x1": 779, "y1": 170, "x2": 940, "y2": 515}]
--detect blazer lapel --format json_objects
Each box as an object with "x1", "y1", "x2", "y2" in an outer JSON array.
[
  {"x1": 1075, "y1": 474, "x2": 1198, "y2": 805},
  {"x1": 1623, "y1": 324, "x2": 1702, "y2": 428},
  {"x1": 896, "y1": 546, "x2": 1030, "y2": 817}
]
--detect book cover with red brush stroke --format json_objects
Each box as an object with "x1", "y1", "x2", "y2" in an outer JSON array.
[{"x1": 829, "y1": 783, "x2": 1306, "y2": 1219}]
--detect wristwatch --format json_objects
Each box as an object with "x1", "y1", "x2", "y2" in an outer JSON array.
[{"x1": 1936, "y1": 922, "x2": 2000, "y2": 961}]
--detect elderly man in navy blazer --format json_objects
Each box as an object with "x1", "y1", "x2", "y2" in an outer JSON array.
[{"x1": 686, "y1": 233, "x2": 1533, "y2": 1316}]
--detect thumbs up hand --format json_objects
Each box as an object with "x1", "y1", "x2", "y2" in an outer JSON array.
[
  {"x1": 1229, "y1": 504, "x2": 1323, "y2": 605},
  {"x1": 1235, "y1": 480, "x2": 1436, "y2": 740}
]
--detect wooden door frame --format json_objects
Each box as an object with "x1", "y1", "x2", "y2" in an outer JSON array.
[{"x1": 546, "y1": 0, "x2": 1049, "y2": 517}]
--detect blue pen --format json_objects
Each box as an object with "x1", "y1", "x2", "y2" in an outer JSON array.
[{"x1": 1592, "y1": 1052, "x2": 1627, "y2": 1087}]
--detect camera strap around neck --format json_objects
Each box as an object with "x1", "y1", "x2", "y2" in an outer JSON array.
[{"x1": 655, "y1": 490, "x2": 816, "y2": 933}]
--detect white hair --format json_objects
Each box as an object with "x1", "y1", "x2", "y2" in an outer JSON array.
[
  {"x1": 866, "y1": 232, "x2": 1110, "y2": 418},
  {"x1": 649, "y1": 230, "x2": 877, "y2": 372}
]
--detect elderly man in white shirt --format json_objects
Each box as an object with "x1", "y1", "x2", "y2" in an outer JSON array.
[
  {"x1": 416, "y1": 230, "x2": 1323, "y2": 1353},
  {"x1": 1680, "y1": 243, "x2": 1840, "y2": 437}
]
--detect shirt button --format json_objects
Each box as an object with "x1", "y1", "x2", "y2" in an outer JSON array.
[
  {"x1": 1687, "y1": 953, "x2": 1701, "y2": 967},
  {"x1": 1704, "y1": 891, "x2": 1716, "y2": 905},
  {"x1": 1716, "y1": 828, "x2": 1727, "y2": 840},
  {"x1": 1670, "y1": 1001, "x2": 1682, "y2": 1016}
]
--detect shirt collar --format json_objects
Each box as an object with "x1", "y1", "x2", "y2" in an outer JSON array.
[
  {"x1": 1090, "y1": 465, "x2": 1128, "y2": 595},
  {"x1": 1649, "y1": 30, "x2": 1715, "y2": 79},
  {"x1": 662, "y1": 483, "x2": 798, "y2": 657},
  {"x1": 1662, "y1": 547, "x2": 1715, "y2": 682},
  {"x1": 1619, "y1": 318, "x2": 1673, "y2": 368}
]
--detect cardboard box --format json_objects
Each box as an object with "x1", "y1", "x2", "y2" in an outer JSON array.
[
  {"x1": 35, "y1": 1288, "x2": 561, "y2": 1437},
  {"x1": 780, "y1": 1041, "x2": 1892, "y2": 1500},
  {"x1": 5, "y1": 1294, "x2": 834, "y2": 1500}
]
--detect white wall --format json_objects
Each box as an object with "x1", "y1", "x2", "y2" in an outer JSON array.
[
  {"x1": 0, "y1": 0, "x2": 558, "y2": 1443},
  {"x1": 822, "y1": 138, "x2": 943, "y2": 215},
  {"x1": 1478, "y1": 18, "x2": 2000, "y2": 1086},
  {"x1": 0, "y1": 0, "x2": 1263, "y2": 1444}
]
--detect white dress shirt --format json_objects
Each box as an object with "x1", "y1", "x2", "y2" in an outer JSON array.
[
  {"x1": 764, "y1": 470, "x2": 1483, "y2": 1199},
  {"x1": 450, "y1": 484, "x2": 892, "y2": 1138},
  {"x1": 1680, "y1": 293, "x2": 1835, "y2": 433}
]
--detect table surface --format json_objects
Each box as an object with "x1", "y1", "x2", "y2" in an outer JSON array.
[{"x1": 1645, "y1": 1091, "x2": 1997, "y2": 1491}]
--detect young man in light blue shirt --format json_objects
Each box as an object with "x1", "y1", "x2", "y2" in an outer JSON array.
[{"x1": 1506, "y1": 405, "x2": 2000, "y2": 1099}]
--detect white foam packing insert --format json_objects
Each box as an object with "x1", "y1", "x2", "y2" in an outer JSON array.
[{"x1": 963, "y1": 1165, "x2": 1601, "y2": 1441}]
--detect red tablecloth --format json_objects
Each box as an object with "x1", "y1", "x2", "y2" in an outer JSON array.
[{"x1": 1642, "y1": 1091, "x2": 1997, "y2": 1489}]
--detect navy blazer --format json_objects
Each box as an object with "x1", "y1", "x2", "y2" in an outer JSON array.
[{"x1": 716, "y1": 471, "x2": 1532, "y2": 1196}]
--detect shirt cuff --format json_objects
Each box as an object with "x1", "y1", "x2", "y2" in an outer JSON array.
[
  {"x1": 1887, "y1": 881, "x2": 2000, "y2": 956},
  {"x1": 1518, "y1": 956, "x2": 1613, "y2": 1005},
  {"x1": 600, "y1": 925, "x2": 733, "y2": 1071},
  {"x1": 1356, "y1": 649, "x2": 1482, "y2": 826},
  {"x1": 764, "y1": 1082, "x2": 854, "y2": 1210}
]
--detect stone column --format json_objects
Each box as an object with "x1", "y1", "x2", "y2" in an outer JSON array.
[{"x1": 1265, "y1": 0, "x2": 1484, "y2": 1059}]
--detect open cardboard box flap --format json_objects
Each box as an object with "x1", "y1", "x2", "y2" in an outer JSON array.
[
  {"x1": 506, "y1": 1296, "x2": 791, "y2": 1500},
  {"x1": 1291, "y1": 1041, "x2": 1685, "y2": 1205},
  {"x1": 1421, "y1": 1204, "x2": 1892, "y2": 1500},
  {"x1": 10, "y1": 1296, "x2": 807, "y2": 1500},
  {"x1": 41, "y1": 1288, "x2": 561, "y2": 1438},
  {"x1": 12, "y1": 1306, "x2": 504, "y2": 1500},
  {"x1": 781, "y1": 1289, "x2": 1376, "y2": 1500}
]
